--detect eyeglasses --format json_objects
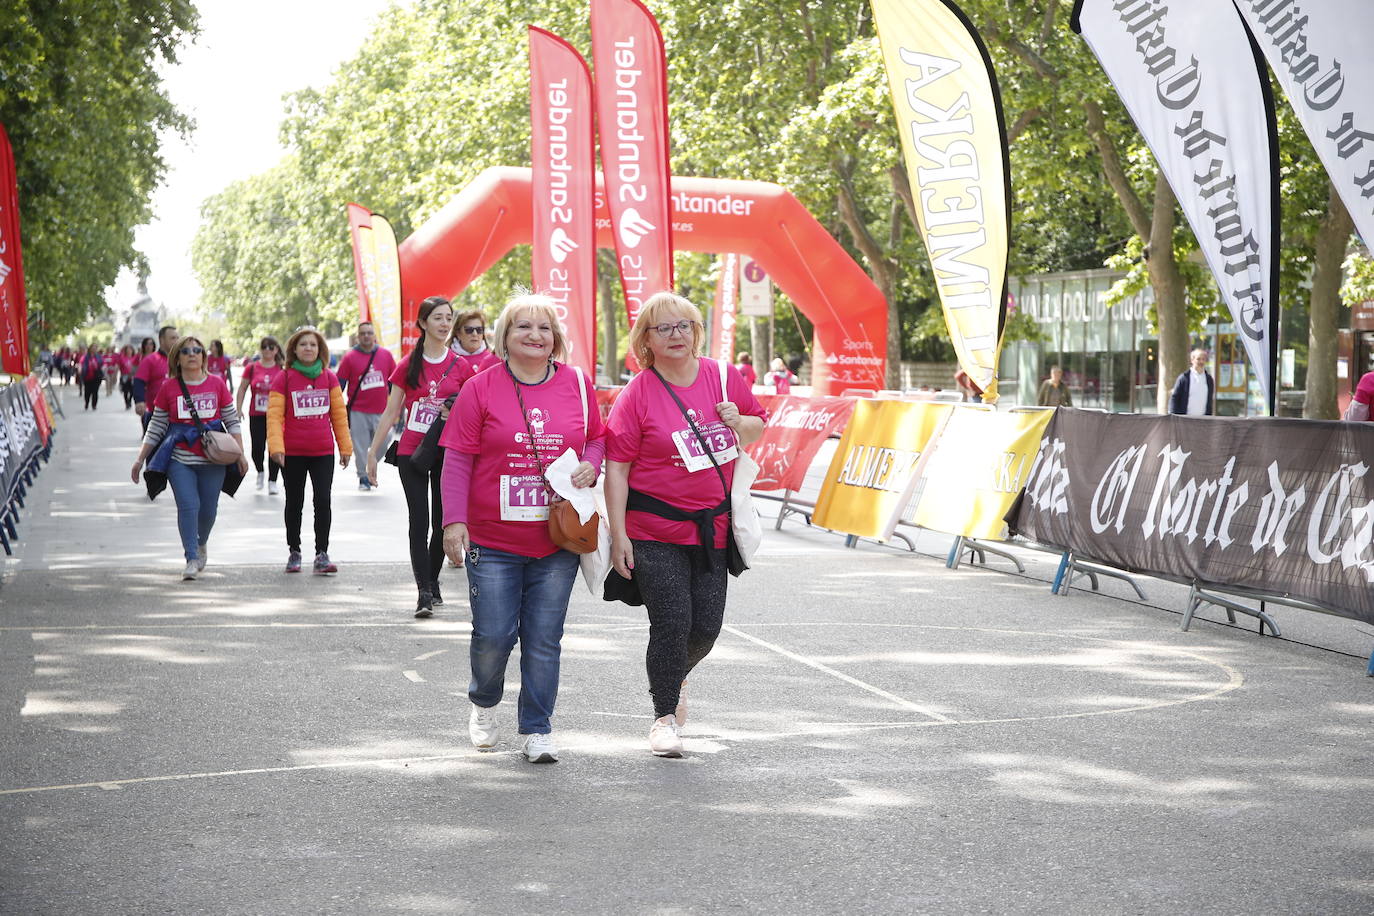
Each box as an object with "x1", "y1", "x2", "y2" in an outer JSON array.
[
  {"x1": 461, "y1": 326, "x2": 484, "y2": 335},
  {"x1": 651, "y1": 320, "x2": 696, "y2": 338},
  {"x1": 180, "y1": 346, "x2": 205, "y2": 356}
]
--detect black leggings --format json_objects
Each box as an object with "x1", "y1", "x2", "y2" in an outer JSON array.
[
  {"x1": 396, "y1": 452, "x2": 444, "y2": 592},
  {"x1": 283, "y1": 454, "x2": 333, "y2": 554},
  {"x1": 632, "y1": 540, "x2": 729, "y2": 718},
  {"x1": 120, "y1": 377, "x2": 133, "y2": 408},
  {"x1": 248, "y1": 415, "x2": 279, "y2": 480},
  {"x1": 82, "y1": 378, "x2": 100, "y2": 409}
]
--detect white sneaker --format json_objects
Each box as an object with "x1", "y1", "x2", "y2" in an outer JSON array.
[
  {"x1": 268, "y1": 480, "x2": 279, "y2": 496},
  {"x1": 195, "y1": 545, "x2": 207, "y2": 572},
  {"x1": 469, "y1": 704, "x2": 499, "y2": 749},
  {"x1": 181, "y1": 561, "x2": 199, "y2": 581},
  {"x1": 649, "y1": 714, "x2": 683, "y2": 757},
  {"x1": 256, "y1": 470, "x2": 265, "y2": 490},
  {"x1": 522, "y1": 732, "x2": 559, "y2": 763}
]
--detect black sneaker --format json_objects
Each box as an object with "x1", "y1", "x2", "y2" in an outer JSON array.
[
  {"x1": 429, "y1": 580, "x2": 443, "y2": 606},
  {"x1": 415, "y1": 591, "x2": 433, "y2": 619}
]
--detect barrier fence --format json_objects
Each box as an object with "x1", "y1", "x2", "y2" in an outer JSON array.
[{"x1": 0, "y1": 373, "x2": 56, "y2": 555}]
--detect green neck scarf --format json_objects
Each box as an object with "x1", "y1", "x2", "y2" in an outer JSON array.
[{"x1": 291, "y1": 358, "x2": 324, "y2": 380}]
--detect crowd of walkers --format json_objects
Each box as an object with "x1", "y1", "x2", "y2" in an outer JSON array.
[{"x1": 110, "y1": 289, "x2": 765, "y2": 762}]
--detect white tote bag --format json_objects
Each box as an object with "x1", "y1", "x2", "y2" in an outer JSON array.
[{"x1": 719, "y1": 359, "x2": 763, "y2": 567}]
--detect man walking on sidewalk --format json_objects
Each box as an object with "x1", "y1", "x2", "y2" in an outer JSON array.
[{"x1": 335, "y1": 321, "x2": 396, "y2": 490}]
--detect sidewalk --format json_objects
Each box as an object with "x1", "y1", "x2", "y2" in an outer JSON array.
[{"x1": 2, "y1": 389, "x2": 1373, "y2": 914}]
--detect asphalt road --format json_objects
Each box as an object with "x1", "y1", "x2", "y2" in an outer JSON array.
[{"x1": 2, "y1": 388, "x2": 1373, "y2": 914}]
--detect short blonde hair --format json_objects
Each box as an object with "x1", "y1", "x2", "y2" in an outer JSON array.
[
  {"x1": 284, "y1": 327, "x2": 330, "y2": 368},
  {"x1": 492, "y1": 294, "x2": 568, "y2": 362},
  {"x1": 629, "y1": 291, "x2": 704, "y2": 368},
  {"x1": 168, "y1": 335, "x2": 207, "y2": 379}
]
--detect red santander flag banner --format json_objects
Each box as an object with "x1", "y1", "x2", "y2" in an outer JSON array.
[
  {"x1": 747, "y1": 394, "x2": 857, "y2": 492},
  {"x1": 591, "y1": 0, "x2": 673, "y2": 331},
  {"x1": 529, "y1": 27, "x2": 598, "y2": 378},
  {"x1": 708, "y1": 253, "x2": 738, "y2": 362},
  {"x1": 0, "y1": 124, "x2": 30, "y2": 376}
]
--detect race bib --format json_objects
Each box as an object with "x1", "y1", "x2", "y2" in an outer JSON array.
[
  {"x1": 291, "y1": 388, "x2": 330, "y2": 418},
  {"x1": 359, "y1": 369, "x2": 385, "y2": 391},
  {"x1": 252, "y1": 393, "x2": 269, "y2": 413},
  {"x1": 176, "y1": 393, "x2": 220, "y2": 422},
  {"x1": 500, "y1": 474, "x2": 551, "y2": 521},
  {"x1": 407, "y1": 397, "x2": 440, "y2": 433},
  {"x1": 671, "y1": 421, "x2": 738, "y2": 472}
]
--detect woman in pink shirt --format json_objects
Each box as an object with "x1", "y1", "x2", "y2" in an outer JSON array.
[
  {"x1": 130, "y1": 335, "x2": 249, "y2": 580},
  {"x1": 605, "y1": 292, "x2": 767, "y2": 757},
  {"x1": 234, "y1": 336, "x2": 285, "y2": 493},
  {"x1": 451, "y1": 308, "x2": 502, "y2": 377},
  {"x1": 765, "y1": 357, "x2": 796, "y2": 394},
  {"x1": 206, "y1": 340, "x2": 233, "y2": 388},
  {"x1": 735, "y1": 352, "x2": 757, "y2": 388},
  {"x1": 366, "y1": 297, "x2": 465, "y2": 617},
  {"x1": 118, "y1": 344, "x2": 137, "y2": 409},
  {"x1": 267, "y1": 328, "x2": 352, "y2": 575},
  {"x1": 439, "y1": 294, "x2": 604, "y2": 764}
]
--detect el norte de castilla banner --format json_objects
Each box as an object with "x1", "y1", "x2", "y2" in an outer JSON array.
[
  {"x1": 871, "y1": 0, "x2": 1010, "y2": 402},
  {"x1": 1012, "y1": 409, "x2": 1374, "y2": 626},
  {"x1": 1074, "y1": 0, "x2": 1280, "y2": 410}
]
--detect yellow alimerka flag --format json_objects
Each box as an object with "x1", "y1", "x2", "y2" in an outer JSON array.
[
  {"x1": 369, "y1": 215, "x2": 404, "y2": 360},
  {"x1": 871, "y1": 0, "x2": 1010, "y2": 402},
  {"x1": 812, "y1": 399, "x2": 953, "y2": 540},
  {"x1": 911, "y1": 408, "x2": 1053, "y2": 540}
]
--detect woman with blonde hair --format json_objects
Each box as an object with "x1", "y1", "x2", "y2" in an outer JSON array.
[
  {"x1": 130, "y1": 334, "x2": 249, "y2": 579},
  {"x1": 440, "y1": 293, "x2": 605, "y2": 764},
  {"x1": 604, "y1": 292, "x2": 767, "y2": 757},
  {"x1": 268, "y1": 327, "x2": 351, "y2": 574}
]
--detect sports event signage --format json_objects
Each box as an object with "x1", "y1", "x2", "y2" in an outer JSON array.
[
  {"x1": 0, "y1": 123, "x2": 29, "y2": 377},
  {"x1": 1012, "y1": 409, "x2": 1374, "y2": 625},
  {"x1": 747, "y1": 394, "x2": 855, "y2": 492}
]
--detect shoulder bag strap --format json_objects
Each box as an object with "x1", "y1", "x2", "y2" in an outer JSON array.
[
  {"x1": 347, "y1": 347, "x2": 379, "y2": 410},
  {"x1": 506, "y1": 362, "x2": 555, "y2": 495},
  {"x1": 650, "y1": 364, "x2": 730, "y2": 503},
  {"x1": 177, "y1": 377, "x2": 208, "y2": 433},
  {"x1": 575, "y1": 365, "x2": 587, "y2": 434}
]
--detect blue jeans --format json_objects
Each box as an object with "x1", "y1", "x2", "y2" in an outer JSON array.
[
  {"x1": 166, "y1": 460, "x2": 226, "y2": 561},
  {"x1": 466, "y1": 544, "x2": 580, "y2": 734}
]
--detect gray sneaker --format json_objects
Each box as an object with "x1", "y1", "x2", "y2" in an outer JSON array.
[
  {"x1": 195, "y1": 545, "x2": 207, "y2": 572},
  {"x1": 313, "y1": 552, "x2": 337, "y2": 575},
  {"x1": 182, "y1": 561, "x2": 199, "y2": 581}
]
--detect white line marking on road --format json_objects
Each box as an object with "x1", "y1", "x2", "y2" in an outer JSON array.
[
  {"x1": 413, "y1": 649, "x2": 449, "y2": 661},
  {"x1": 402, "y1": 670, "x2": 425, "y2": 683},
  {"x1": 721, "y1": 624, "x2": 956, "y2": 723}
]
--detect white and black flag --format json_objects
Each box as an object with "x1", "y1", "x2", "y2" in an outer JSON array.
[
  {"x1": 1233, "y1": 0, "x2": 1374, "y2": 250},
  {"x1": 1074, "y1": 0, "x2": 1280, "y2": 412}
]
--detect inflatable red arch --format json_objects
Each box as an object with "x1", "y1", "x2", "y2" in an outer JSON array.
[{"x1": 397, "y1": 166, "x2": 887, "y2": 394}]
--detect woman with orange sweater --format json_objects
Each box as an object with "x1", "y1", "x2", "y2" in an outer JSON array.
[{"x1": 267, "y1": 327, "x2": 352, "y2": 574}]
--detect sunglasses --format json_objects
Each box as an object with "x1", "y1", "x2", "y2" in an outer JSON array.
[
  {"x1": 461, "y1": 326, "x2": 485, "y2": 334},
  {"x1": 180, "y1": 346, "x2": 205, "y2": 356}
]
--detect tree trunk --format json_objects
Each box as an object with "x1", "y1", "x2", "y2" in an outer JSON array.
[
  {"x1": 1306, "y1": 182, "x2": 1354, "y2": 419},
  {"x1": 598, "y1": 263, "x2": 619, "y2": 384},
  {"x1": 750, "y1": 316, "x2": 771, "y2": 374},
  {"x1": 1146, "y1": 175, "x2": 1190, "y2": 414}
]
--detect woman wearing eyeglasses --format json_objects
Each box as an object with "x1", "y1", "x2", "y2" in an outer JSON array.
[
  {"x1": 439, "y1": 293, "x2": 604, "y2": 764},
  {"x1": 130, "y1": 335, "x2": 249, "y2": 580},
  {"x1": 366, "y1": 297, "x2": 466, "y2": 617},
  {"x1": 604, "y1": 292, "x2": 767, "y2": 757},
  {"x1": 236, "y1": 337, "x2": 285, "y2": 493},
  {"x1": 452, "y1": 309, "x2": 502, "y2": 377},
  {"x1": 267, "y1": 328, "x2": 352, "y2": 575}
]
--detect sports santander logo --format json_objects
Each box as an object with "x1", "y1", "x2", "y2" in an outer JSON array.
[
  {"x1": 618, "y1": 207, "x2": 656, "y2": 249},
  {"x1": 549, "y1": 228, "x2": 578, "y2": 263}
]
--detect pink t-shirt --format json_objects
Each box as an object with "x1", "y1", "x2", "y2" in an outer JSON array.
[
  {"x1": 153, "y1": 375, "x2": 233, "y2": 458},
  {"x1": 768, "y1": 370, "x2": 792, "y2": 394},
  {"x1": 135, "y1": 351, "x2": 170, "y2": 405},
  {"x1": 607, "y1": 358, "x2": 767, "y2": 548},
  {"x1": 455, "y1": 347, "x2": 501, "y2": 379},
  {"x1": 1354, "y1": 372, "x2": 1374, "y2": 412},
  {"x1": 388, "y1": 350, "x2": 468, "y2": 456},
  {"x1": 441, "y1": 363, "x2": 604, "y2": 558},
  {"x1": 270, "y1": 368, "x2": 342, "y2": 456},
  {"x1": 206, "y1": 355, "x2": 231, "y2": 378},
  {"x1": 738, "y1": 363, "x2": 757, "y2": 387},
  {"x1": 118, "y1": 354, "x2": 135, "y2": 375},
  {"x1": 337, "y1": 346, "x2": 398, "y2": 414},
  {"x1": 243, "y1": 361, "x2": 283, "y2": 417}
]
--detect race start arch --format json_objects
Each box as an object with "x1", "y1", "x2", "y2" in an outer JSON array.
[{"x1": 398, "y1": 166, "x2": 887, "y2": 393}]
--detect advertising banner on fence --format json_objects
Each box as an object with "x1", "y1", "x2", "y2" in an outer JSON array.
[
  {"x1": 709, "y1": 253, "x2": 738, "y2": 363},
  {"x1": 1074, "y1": 0, "x2": 1280, "y2": 410},
  {"x1": 1234, "y1": 0, "x2": 1374, "y2": 250},
  {"x1": 871, "y1": 0, "x2": 1010, "y2": 402},
  {"x1": 0, "y1": 381, "x2": 40, "y2": 500},
  {"x1": 909, "y1": 407, "x2": 1053, "y2": 540},
  {"x1": 591, "y1": 0, "x2": 674, "y2": 332},
  {"x1": 747, "y1": 394, "x2": 856, "y2": 492},
  {"x1": 369, "y1": 215, "x2": 405, "y2": 358},
  {"x1": 24, "y1": 375, "x2": 49, "y2": 446},
  {"x1": 0, "y1": 123, "x2": 30, "y2": 376},
  {"x1": 530, "y1": 27, "x2": 597, "y2": 378},
  {"x1": 812, "y1": 399, "x2": 953, "y2": 539},
  {"x1": 345, "y1": 203, "x2": 374, "y2": 323},
  {"x1": 1012, "y1": 409, "x2": 1374, "y2": 625}
]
